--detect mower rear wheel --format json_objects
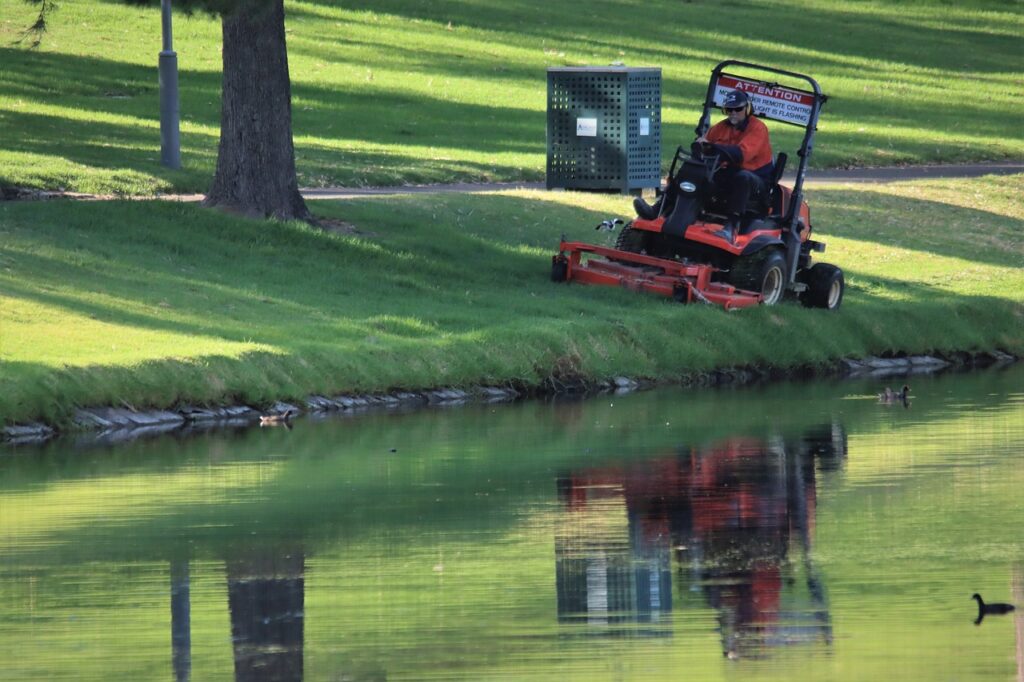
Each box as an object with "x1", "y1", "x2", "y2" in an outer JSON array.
[
  {"x1": 729, "y1": 248, "x2": 787, "y2": 305},
  {"x1": 800, "y1": 263, "x2": 844, "y2": 310},
  {"x1": 551, "y1": 257, "x2": 568, "y2": 282},
  {"x1": 614, "y1": 225, "x2": 650, "y2": 254}
]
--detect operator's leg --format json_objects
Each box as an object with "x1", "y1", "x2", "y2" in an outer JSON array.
[
  {"x1": 715, "y1": 170, "x2": 765, "y2": 243},
  {"x1": 634, "y1": 195, "x2": 661, "y2": 220},
  {"x1": 725, "y1": 170, "x2": 765, "y2": 217}
]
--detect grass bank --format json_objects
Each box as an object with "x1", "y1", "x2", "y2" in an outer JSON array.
[
  {"x1": 2, "y1": 174, "x2": 1022, "y2": 427},
  {"x1": 1, "y1": 0, "x2": 1022, "y2": 195}
]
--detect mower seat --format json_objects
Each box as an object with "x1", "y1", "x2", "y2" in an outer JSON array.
[
  {"x1": 734, "y1": 153, "x2": 787, "y2": 235},
  {"x1": 764, "y1": 152, "x2": 788, "y2": 216}
]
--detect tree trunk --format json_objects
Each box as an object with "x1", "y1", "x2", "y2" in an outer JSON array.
[{"x1": 203, "y1": 0, "x2": 309, "y2": 221}]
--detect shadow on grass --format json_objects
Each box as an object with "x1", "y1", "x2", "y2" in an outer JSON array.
[
  {"x1": 5, "y1": 0, "x2": 1023, "y2": 193},
  {"x1": 305, "y1": 0, "x2": 1020, "y2": 75},
  {"x1": 0, "y1": 47, "x2": 548, "y2": 189},
  {"x1": 0, "y1": 47, "x2": 221, "y2": 191},
  {"x1": 287, "y1": 0, "x2": 1024, "y2": 175},
  {"x1": 0, "y1": 108, "x2": 215, "y2": 170},
  {"x1": 3, "y1": 191, "x2": 1019, "y2": 343},
  {"x1": 810, "y1": 185, "x2": 1024, "y2": 268},
  {"x1": 0, "y1": 195, "x2": 606, "y2": 357}
]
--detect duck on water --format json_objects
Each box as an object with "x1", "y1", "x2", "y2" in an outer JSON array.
[
  {"x1": 260, "y1": 409, "x2": 294, "y2": 428},
  {"x1": 972, "y1": 593, "x2": 1016, "y2": 625},
  {"x1": 878, "y1": 385, "x2": 910, "y2": 403}
]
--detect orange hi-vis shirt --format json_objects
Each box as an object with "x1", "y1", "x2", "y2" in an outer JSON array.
[{"x1": 706, "y1": 114, "x2": 773, "y2": 179}]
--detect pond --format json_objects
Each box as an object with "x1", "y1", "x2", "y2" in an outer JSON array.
[{"x1": 2, "y1": 364, "x2": 1022, "y2": 680}]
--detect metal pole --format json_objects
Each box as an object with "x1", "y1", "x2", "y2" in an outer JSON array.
[{"x1": 159, "y1": 0, "x2": 181, "y2": 169}]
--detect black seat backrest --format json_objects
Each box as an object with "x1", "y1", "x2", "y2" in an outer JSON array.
[
  {"x1": 766, "y1": 152, "x2": 788, "y2": 216},
  {"x1": 659, "y1": 158, "x2": 712, "y2": 218},
  {"x1": 661, "y1": 159, "x2": 714, "y2": 235},
  {"x1": 770, "y1": 152, "x2": 787, "y2": 187}
]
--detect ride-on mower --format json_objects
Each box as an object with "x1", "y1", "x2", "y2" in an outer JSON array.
[{"x1": 551, "y1": 61, "x2": 845, "y2": 310}]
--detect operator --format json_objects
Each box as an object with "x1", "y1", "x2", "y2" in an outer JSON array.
[{"x1": 695, "y1": 89, "x2": 774, "y2": 244}]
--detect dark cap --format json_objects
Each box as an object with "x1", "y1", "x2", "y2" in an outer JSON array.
[{"x1": 722, "y1": 90, "x2": 749, "y2": 108}]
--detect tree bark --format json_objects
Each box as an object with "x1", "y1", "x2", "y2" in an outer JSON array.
[{"x1": 203, "y1": 0, "x2": 309, "y2": 221}]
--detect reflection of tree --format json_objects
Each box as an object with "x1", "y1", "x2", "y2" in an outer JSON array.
[
  {"x1": 555, "y1": 424, "x2": 844, "y2": 657},
  {"x1": 170, "y1": 559, "x2": 191, "y2": 682},
  {"x1": 226, "y1": 550, "x2": 305, "y2": 682}
]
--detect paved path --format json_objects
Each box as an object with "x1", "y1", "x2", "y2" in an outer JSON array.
[
  {"x1": 8, "y1": 162, "x2": 1020, "y2": 203},
  {"x1": 300, "y1": 162, "x2": 1023, "y2": 200}
]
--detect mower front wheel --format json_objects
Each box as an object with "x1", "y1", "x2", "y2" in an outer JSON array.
[
  {"x1": 800, "y1": 263, "x2": 844, "y2": 310},
  {"x1": 730, "y1": 249, "x2": 787, "y2": 306},
  {"x1": 614, "y1": 224, "x2": 650, "y2": 254}
]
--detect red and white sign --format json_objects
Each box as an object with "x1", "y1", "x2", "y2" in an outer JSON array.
[{"x1": 714, "y1": 75, "x2": 816, "y2": 126}]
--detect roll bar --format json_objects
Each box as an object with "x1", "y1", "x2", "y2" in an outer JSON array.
[{"x1": 695, "y1": 60, "x2": 829, "y2": 285}]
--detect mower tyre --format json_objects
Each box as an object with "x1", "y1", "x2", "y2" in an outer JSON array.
[
  {"x1": 614, "y1": 224, "x2": 649, "y2": 254},
  {"x1": 551, "y1": 257, "x2": 568, "y2": 282},
  {"x1": 799, "y1": 263, "x2": 844, "y2": 310},
  {"x1": 729, "y1": 248, "x2": 787, "y2": 306}
]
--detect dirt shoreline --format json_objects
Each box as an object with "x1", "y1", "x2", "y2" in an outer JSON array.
[{"x1": 3, "y1": 349, "x2": 1016, "y2": 448}]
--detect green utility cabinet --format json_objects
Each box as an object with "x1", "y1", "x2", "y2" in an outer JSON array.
[{"x1": 546, "y1": 66, "x2": 661, "y2": 193}]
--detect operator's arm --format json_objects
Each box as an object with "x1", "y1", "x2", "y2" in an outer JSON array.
[
  {"x1": 703, "y1": 120, "x2": 771, "y2": 170},
  {"x1": 734, "y1": 122, "x2": 771, "y2": 169},
  {"x1": 702, "y1": 124, "x2": 742, "y2": 165}
]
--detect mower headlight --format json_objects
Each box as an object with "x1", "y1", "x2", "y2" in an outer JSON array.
[{"x1": 679, "y1": 181, "x2": 697, "y2": 193}]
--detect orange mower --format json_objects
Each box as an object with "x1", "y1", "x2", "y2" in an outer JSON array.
[{"x1": 551, "y1": 60, "x2": 845, "y2": 310}]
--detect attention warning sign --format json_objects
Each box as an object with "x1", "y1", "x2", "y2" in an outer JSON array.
[{"x1": 714, "y1": 75, "x2": 816, "y2": 126}]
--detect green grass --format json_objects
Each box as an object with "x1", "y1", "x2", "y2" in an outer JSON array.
[
  {"x1": 1, "y1": 173, "x2": 1022, "y2": 427},
  {"x1": 1, "y1": 0, "x2": 1022, "y2": 195}
]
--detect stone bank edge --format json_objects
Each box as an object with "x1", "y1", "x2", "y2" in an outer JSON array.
[{"x1": 3, "y1": 350, "x2": 1017, "y2": 447}]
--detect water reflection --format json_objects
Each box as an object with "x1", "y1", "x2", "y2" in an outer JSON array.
[
  {"x1": 226, "y1": 549, "x2": 305, "y2": 682},
  {"x1": 555, "y1": 423, "x2": 845, "y2": 658},
  {"x1": 167, "y1": 550, "x2": 306, "y2": 682},
  {"x1": 170, "y1": 560, "x2": 191, "y2": 682},
  {"x1": 2, "y1": 365, "x2": 1023, "y2": 680}
]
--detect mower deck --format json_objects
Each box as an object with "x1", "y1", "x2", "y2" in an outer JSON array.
[{"x1": 553, "y1": 240, "x2": 762, "y2": 309}]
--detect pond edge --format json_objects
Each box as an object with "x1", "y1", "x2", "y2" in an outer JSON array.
[{"x1": 3, "y1": 349, "x2": 1017, "y2": 448}]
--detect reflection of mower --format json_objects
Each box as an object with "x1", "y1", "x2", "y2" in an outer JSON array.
[
  {"x1": 552, "y1": 61, "x2": 845, "y2": 309},
  {"x1": 553, "y1": 424, "x2": 844, "y2": 653}
]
